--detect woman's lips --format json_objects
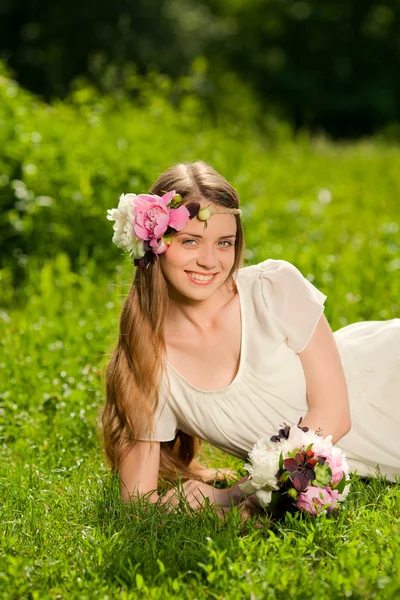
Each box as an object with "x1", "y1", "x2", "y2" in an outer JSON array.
[{"x1": 185, "y1": 271, "x2": 217, "y2": 285}]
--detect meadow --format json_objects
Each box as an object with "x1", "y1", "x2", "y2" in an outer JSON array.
[{"x1": 1, "y1": 65, "x2": 400, "y2": 599}]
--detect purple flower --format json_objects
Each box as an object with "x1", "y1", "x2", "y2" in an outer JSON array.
[{"x1": 283, "y1": 449, "x2": 318, "y2": 492}]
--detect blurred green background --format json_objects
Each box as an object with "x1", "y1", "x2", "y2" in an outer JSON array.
[
  {"x1": 1, "y1": 0, "x2": 400, "y2": 295},
  {"x1": 1, "y1": 0, "x2": 400, "y2": 137}
]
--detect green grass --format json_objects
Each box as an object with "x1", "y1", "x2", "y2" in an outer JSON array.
[
  {"x1": 1, "y1": 248, "x2": 400, "y2": 599},
  {"x1": 1, "y1": 64, "x2": 400, "y2": 598}
]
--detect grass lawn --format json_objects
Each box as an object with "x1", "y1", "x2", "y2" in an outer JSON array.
[
  {"x1": 1, "y1": 241, "x2": 400, "y2": 599},
  {"x1": 1, "y1": 77, "x2": 400, "y2": 595}
]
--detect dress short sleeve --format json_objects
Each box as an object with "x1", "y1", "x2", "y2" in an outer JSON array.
[
  {"x1": 135, "y1": 395, "x2": 178, "y2": 442},
  {"x1": 259, "y1": 259, "x2": 327, "y2": 353}
]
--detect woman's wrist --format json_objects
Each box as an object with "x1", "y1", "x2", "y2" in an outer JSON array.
[{"x1": 223, "y1": 475, "x2": 249, "y2": 506}]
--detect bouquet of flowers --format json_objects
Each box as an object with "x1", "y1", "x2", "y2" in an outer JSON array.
[{"x1": 239, "y1": 418, "x2": 351, "y2": 516}]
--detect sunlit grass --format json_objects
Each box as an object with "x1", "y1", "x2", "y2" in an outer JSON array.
[
  {"x1": 1, "y1": 65, "x2": 400, "y2": 599},
  {"x1": 1, "y1": 238, "x2": 400, "y2": 597}
]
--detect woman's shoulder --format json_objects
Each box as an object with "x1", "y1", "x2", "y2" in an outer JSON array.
[
  {"x1": 236, "y1": 257, "x2": 327, "y2": 353},
  {"x1": 236, "y1": 257, "x2": 296, "y2": 283},
  {"x1": 234, "y1": 258, "x2": 291, "y2": 308},
  {"x1": 236, "y1": 257, "x2": 326, "y2": 307}
]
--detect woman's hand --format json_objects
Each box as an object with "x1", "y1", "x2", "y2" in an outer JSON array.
[
  {"x1": 214, "y1": 494, "x2": 267, "y2": 526},
  {"x1": 158, "y1": 479, "x2": 229, "y2": 512},
  {"x1": 158, "y1": 480, "x2": 268, "y2": 527}
]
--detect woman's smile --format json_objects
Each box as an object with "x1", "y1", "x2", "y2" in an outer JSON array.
[{"x1": 185, "y1": 270, "x2": 218, "y2": 285}]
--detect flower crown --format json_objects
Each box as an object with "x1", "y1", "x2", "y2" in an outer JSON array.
[{"x1": 106, "y1": 189, "x2": 242, "y2": 268}]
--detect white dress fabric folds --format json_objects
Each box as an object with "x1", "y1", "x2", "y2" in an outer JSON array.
[{"x1": 137, "y1": 258, "x2": 400, "y2": 482}]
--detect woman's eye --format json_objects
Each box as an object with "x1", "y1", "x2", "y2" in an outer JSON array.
[{"x1": 183, "y1": 239, "x2": 233, "y2": 247}]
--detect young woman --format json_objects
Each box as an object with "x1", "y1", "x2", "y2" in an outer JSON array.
[{"x1": 102, "y1": 160, "x2": 400, "y2": 518}]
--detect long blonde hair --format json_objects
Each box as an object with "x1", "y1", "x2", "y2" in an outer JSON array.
[{"x1": 101, "y1": 161, "x2": 245, "y2": 485}]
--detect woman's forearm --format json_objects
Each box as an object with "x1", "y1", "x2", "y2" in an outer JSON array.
[{"x1": 299, "y1": 408, "x2": 351, "y2": 444}]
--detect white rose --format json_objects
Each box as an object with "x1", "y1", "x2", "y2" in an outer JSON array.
[
  {"x1": 239, "y1": 438, "x2": 282, "y2": 498},
  {"x1": 254, "y1": 489, "x2": 273, "y2": 508},
  {"x1": 106, "y1": 193, "x2": 145, "y2": 257}
]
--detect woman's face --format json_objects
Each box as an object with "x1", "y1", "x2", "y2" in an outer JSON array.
[{"x1": 160, "y1": 201, "x2": 237, "y2": 300}]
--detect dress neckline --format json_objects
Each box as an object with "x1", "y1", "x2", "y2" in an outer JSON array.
[{"x1": 165, "y1": 271, "x2": 246, "y2": 395}]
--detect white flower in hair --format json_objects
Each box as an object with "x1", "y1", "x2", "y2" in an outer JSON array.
[{"x1": 106, "y1": 193, "x2": 145, "y2": 258}]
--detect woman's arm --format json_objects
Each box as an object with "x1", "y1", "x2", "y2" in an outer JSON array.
[
  {"x1": 191, "y1": 314, "x2": 351, "y2": 513},
  {"x1": 218, "y1": 315, "x2": 352, "y2": 510},
  {"x1": 159, "y1": 474, "x2": 251, "y2": 510},
  {"x1": 119, "y1": 438, "x2": 247, "y2": 511},
  {"x1": 298, "y1": 313, "x2": 351, "y2": 443},
  {"x1": 119, "y1": 439, "x2": 161, "y2": 503}
]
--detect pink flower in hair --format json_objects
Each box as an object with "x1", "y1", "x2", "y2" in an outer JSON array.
[
  {"x1": 133, "y1": 190, "x2": 190, "y2": 253},
  {"x1": 107, "y1": 189, "x2": 192, "y2": 262}
]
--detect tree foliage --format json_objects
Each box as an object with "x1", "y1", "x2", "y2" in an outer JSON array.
[{"x1": 1, "y1": 0, "x2": 400, "y2": 135}]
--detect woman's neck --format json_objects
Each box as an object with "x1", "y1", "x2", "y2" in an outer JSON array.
[{"x1": 165, "y1": 279, "x2": 237, "y2": 335}]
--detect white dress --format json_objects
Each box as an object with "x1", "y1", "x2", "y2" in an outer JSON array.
[{"x1": 137, "y1": 259, "x2": 400, "y2": 482}]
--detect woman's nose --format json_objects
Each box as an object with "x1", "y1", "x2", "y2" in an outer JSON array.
[{"x1": 197, "y1": 245, "x2": 217, "y2": 269}]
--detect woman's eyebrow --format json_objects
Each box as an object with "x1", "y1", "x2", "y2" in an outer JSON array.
[{"x1": 176, "y1": 233, "x2": 236, "y2": 239}]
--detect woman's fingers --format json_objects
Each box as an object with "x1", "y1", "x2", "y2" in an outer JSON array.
[
  {"x1": 158, "y1": 486, "x2": 204, "y2": 512},
  {"x1": 160, "y1": 488, "x2": 177, "y2": 501},
  {"x1": 160, "y1": 492, "x2": 212, "y2": 513},
  {"x1": 158, "y1": 493, "x2": 266, "y2": 527},
  {"x1": 158, "y1": 488, "x2": 180, "y2": 512},
  {"x1": 214, "y1": 506, "x2": 230, "y2": 521},
  {"x1": 214, "y1": 502, "x2": 253, "y2": 523},
  {"x1": 158, "y1": 480, "x2": 230, "y2": 515}
]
